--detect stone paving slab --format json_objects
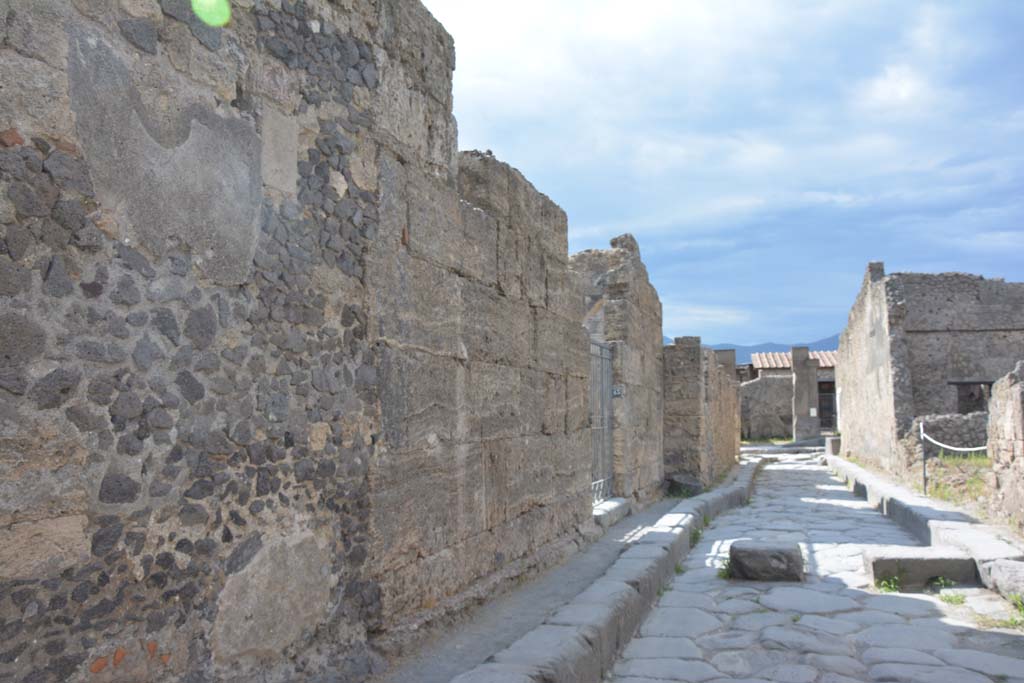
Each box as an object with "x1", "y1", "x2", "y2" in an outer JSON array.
[
  {"x1": 609, "y1": 454, "x2": 1024, "y2": 683},
  {"x1": 863, "y1": 544, "x2": 978, "y2": 588}
]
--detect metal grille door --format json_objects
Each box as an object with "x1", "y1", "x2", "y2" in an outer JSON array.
[{"x1": 589, "y1": 341, "x2": 614, "y2": 503}]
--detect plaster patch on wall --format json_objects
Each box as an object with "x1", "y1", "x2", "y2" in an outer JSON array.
[{"x1": 67, "y1": 25, "x2": 261, "y2": 285}]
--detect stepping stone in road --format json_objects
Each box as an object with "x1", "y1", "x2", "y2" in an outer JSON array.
[{"x1": 729, "y1": 540, "x2": 804, "y2": 581}]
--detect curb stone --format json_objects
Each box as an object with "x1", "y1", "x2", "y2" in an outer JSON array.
[
  {"x1": 449, "y1": 459, "x2": 766, "y2": 683},
  {"x1": 825, "y1": 454, "x2": 1024, "y2": 598}
]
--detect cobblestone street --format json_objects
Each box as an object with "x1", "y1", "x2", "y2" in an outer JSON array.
[{"x1": 611, "y1": 455, "x2": 1024, "y2": 683}]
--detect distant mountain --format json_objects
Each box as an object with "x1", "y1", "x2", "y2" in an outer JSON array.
[{"x1": 662, "y1": 334, "x2": 841, "y2": 365}]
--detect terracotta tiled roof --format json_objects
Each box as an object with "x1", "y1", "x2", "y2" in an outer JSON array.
[{"x1": 751, "y1": 350, "x2": 838, "y2": 370}]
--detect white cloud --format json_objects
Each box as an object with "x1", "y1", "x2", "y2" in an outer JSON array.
[
  {"x1": 854, "y1": 64, "x2": 939, "y2": 113},
  {"x1": 422, "y1": 0, "x2": 1024, "y2": 342}
]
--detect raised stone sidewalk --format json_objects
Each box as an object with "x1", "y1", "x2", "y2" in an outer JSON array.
[
  {"x1": 826, "y1": 454, "x2": 1024, "y2": 599},
  {"x1": 425, "y1": 460, "x2": 765, "y2": 683},
  {"x1": 609, "y1": 454, "x2": 1024, "y2": 683}
]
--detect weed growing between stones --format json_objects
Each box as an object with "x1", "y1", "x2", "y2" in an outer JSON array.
[
  {"x1": 930, "y1": 576, "x2": 957, "y2": 590},
  {"x1": 876, "y1": 575, "x2": 902, "y2": 593},
  {"x1": 675, "y1": 563, "x2": 685, "y2": 575},
  {"x1": 971, "y1": 592, "x2": 1024, "y2": 630},
  {"x1": 690, "y1": 528, "x2": 703, "y2": 547},
  {"x1": 717, "y1": 559, "x2": 733, "y2": 579},
  {"x1": 1010, "y1": 593, "x2": 1024, "y2": 616},
  {"x1": 940, "y1": 593, "x2": 966, "y2": 605},
  {"x1": 976, "y1": 614, "x2": 1024, "y2": 631}
]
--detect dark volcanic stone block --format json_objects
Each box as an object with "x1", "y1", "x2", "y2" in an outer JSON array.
[{"x1": 729, "y1": 541, "x2": 804, "y2": 581}]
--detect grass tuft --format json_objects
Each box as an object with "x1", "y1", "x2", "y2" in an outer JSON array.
[
  {"x1": 876, "y1": 575, "x2": 902, "y2": 593},
  {"x1": 717, "y1": 559, "x2": 733, "y2": 580}
]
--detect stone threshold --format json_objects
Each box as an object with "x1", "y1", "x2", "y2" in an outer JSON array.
[
  {"x1": 593, "y1": 497, "x2": 631, "y2": 529},
  {"x1": 826, "y1": 454, "x2": 1024, "y2": 599},
  {"x1": 450, "y1": 459, "x2": 766, "y2": 683}
]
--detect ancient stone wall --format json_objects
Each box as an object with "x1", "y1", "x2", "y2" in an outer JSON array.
[
  {"x1": 663, "y1": 338, "x2": 739, "y2": 489},
  {"x1": 837, "y1": 263, "x2": 911, "y2": 472},
  {"x1": 570, "y1": 235, "x2": 663, "y2": 502},
  {"x1": 369, "y1": 148, "x2": 591, "y2": 643},
  {"x1": 987, "y1": 362, "x2": 1024, "y2": 533},
  {"x1": 840, "y1": 262, "x2": 1024, "y2": 475},
  {"x1": 0, "y1": 1, "x2": 590, "y2": 681},
  {"x1": 740, "y1": 375, "x2": 792, "y2": 441},
  {"x1": 707, "y1": 349, "x2": 741, "y2": 484},
  {"x1": 898, "y1": 273, "x2": 1024, "y2": 416}
]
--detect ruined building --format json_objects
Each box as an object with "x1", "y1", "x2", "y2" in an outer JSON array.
[
  {"x1": 663, "y1": 338, "x2": 740, "y2": 490},
  {"x1": 838, "y1": 262, "x2": 1024, "y2": 529}
]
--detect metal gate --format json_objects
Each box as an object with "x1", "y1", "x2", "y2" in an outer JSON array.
[{"x1": 589, "y1": 340, "x2": 614, "y2": 503}]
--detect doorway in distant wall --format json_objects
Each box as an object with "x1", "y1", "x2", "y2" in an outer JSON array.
[
  {"x1": 589, "y1": 340, "x2": 614, "y2": 503},
  {"x1": 951, "y1": 381, "x2": 993, "y2": 414},
  {"x1": 819, "y1": 381, "x2": 836, "y2": 431}
]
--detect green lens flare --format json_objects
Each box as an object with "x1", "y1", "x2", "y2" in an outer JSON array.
[{"x1": 191, "y1": 0, "x2": 231, "y2": 27}]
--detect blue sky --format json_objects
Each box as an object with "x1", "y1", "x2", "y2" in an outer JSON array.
[{"x1": 420, "y1": 1, "x2": 1024, "y2": 345}]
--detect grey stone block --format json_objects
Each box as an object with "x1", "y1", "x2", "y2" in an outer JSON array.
[
  {"x1": 630, "y1": 528, "x2": 688, "y2": 561},
  {"x1": 449, "y1": 663, "x2": 541, "y2": 683},
  {"x1": 545, "y1": 602, "x2": 623, "y2": 667},
  {"x1": 621, "y1": 544, "x2": 674, "y2": 583},
  {"x1": 930, "y1": 521, "x2": 1024, "y2": 563},
  {"x1": 729, "y1": 541, "x2": 804, "y2": 581},
  {"x1": 863, "y1": 545, "x2": 977, "y2": 589},
  {"x1": 491, "y1": 624, "x2": 601, "y2": 683},
  {"x1": 978, "y1": 558, "x2": 1024, "y2": 595},
  {"x1": 570, "y1": 579, "x2": 645, "y2": 657},
  {"x1": 604, "y1": 558, "x2": 667, "y2": 605},
  {"x1": 593, "y1": 497, "x2": 630, "y2": 529}
]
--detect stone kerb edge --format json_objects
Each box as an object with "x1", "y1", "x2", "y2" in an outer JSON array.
[
  {"x1": 449, "y1": 460, "x2": 765, "y2": 683},
  {"x1": 825, "y1": 454, "x2": 1024, "y2": 599}
]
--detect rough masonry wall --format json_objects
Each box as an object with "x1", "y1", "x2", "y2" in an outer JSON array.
[
  {"x1": 837, "y1": 263, "x2": 907, "y2": 472},
  {"x1": 898, "y1": 273, "x2": 1024, "y2": 416},
  {"x1": 0, "y1": 1, "x2": 590, "y2": 681},
  {"x1": 740, "y1": 375, "x2": 792, "y2": 441},
  {"x1": 570, "y1": 235, "x2": 663, "y2": 502},
  {"x1": 987, "y1": 362, "x2": 1024, "y2": 533},
  {"x1": 663, "y1": 338, "x2": 702, "y2": 484},
  {"x1": 706, "y1": 349, "x2": 741, "y2": 485},
  {"x1": 663, "y1": 339, "x2": 739, "y2": 489},
  {"x1": 368, "y1": 147, "x2": 591, "y2": 643}
]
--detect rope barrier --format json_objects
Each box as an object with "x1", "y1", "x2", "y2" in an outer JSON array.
[
  {"x1": 918, "y1": 422, "x2": 988, "y2": 453},
  {"x1": 919, "y1": 421, "x2": 988, "y2": 495}
]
